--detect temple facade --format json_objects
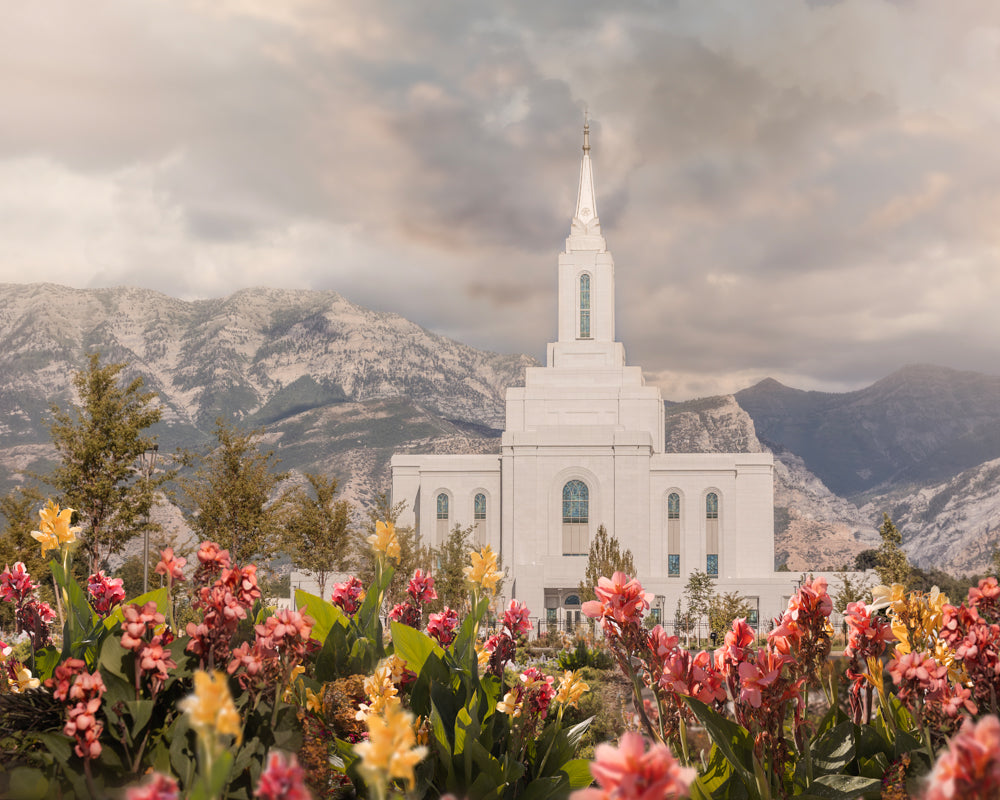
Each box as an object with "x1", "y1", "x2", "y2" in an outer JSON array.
[{"x1": 391, "y1": 125, "x2": 792, "y2": 630}]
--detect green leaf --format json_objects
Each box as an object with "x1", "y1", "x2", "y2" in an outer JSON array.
[
  {"x1": 32, "y1": 646, "x2": 60, "y2": 681},
  {"x1": 6, "y1": 767, "x2": 49, "y2": 800},
  {"x1": 294, "y1": 589, "x2": 346, "y2": 645},
  {"x1": 125, "y1": 699, "x2": 155, "y2": 736},
  {"x1": 811, "y1": 720, "x2": 856, "y2": 774},
  {"x1": 560, "y1": 759, "x2": 594, "y2": 789},
  {"x1": 685, "y1": 696, "x2": 757, "y2": 791},
  {"x1": 515, "y1": 775, "x2": 563, "y2": 800},
  {"x1": 103, "y1": 587, "x2": 170, "y2": 630},
  {"x1": 391, "y1": 621, "x2": 443, "y2": 676}
]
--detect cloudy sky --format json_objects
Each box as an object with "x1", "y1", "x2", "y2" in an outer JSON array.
[{"x1": 2, "y1": 1, "x2": 999, "y2": 399}]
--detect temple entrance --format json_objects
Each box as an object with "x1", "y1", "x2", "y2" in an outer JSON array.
[{"x1": 544, "y1": 588, "x2": 585, "y2": 634}]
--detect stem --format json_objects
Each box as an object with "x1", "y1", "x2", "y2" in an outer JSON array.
[
  {"x1": 678, "y1": 715, "x2": 691, "y2": 767},
  {"x1": 84, "y1": 758, "x2": 100, "y2": 799},
  {"x1": 536, "y1": 705, "x2": 564, "y2": 776},
  {"x1": 52, "y1": 575, "x2": 65, "y2": 631}
]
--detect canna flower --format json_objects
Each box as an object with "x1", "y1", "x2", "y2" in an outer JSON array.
[
  {"x1": 305, "y1": 687, "x2": 323, "y2": 714},
  {"x1": 555, "y1": 670, "x2": 590, "y2": 709},
  {"x1": 354, "y1": 702, "x2": 428, "y2": 791},
  {"x1": 14, "y1": 666, "x2": 40, "y2": 692},
  {"x1": 407, "y1": 569, "x2": 437, "y2": 604},
  {"x1": 31, "y1": 500, "x2": 80, "y2": 555},
  {"x1": 368, "y1": 520, "x2": 400, "y2": 561},
  {"x1": 572, "y1": 731, "x2": 695, "y2": 800},
  {"x1": 427, "y1": 606, "x2": 459, "y2": 647},
  {"x1": 87, "y1": 570, "x2": 126, "y2": 616},
  {"x1": 255, "y1": 750, "x2": 311, "y2": 800},
  {"x1": 155, "y1": 548, "x2": 187, "y2": 582},
  {"x1": 126, "y1": 772, "x2": 180, "y2": 800},
  {"x1": 355, "y1": 662, "x2": 400, "y2": 721},
  {"x1": 924, "y1": 715, "x2": 1000, "y2": 800},
  {"x1": 180, "y1": 670, "x2": 243, "y2": 746},
  {"x1": 581, "y1": 572, "x2": 653, "y2": 628},
  {"x1": 464, "y1": 545, "x2": 503, "y2": 593},
  {"x1": 331, "y1": 576, "x2": 365, "y2": 615}
]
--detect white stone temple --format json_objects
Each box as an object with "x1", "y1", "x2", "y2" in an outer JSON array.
[{"x1": 391, "y1": 124, "x2": 796, "y2": 632}]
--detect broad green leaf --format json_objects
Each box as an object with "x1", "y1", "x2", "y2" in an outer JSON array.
[
  {"x1": 124, "y1": 699, "x2": 156, "y2": 737},
  {"x1": 33, "y1": 645, "x2": 60, "y2": 682},
  {"x1": 685, "y1": 697, "x2": 757, "y2": 792},
  {"x1": 102, "y1": 587, "x2": 170, "y2": 630},
  {"x1": 294, "y1": 589, "x2": 346, "y2": 645},
  {"x1": 6, "y1": 767, "x2": 49, "y2": 800},
  {"x1": 560, "y1": 759, "x2": 594, "y2": 789},
  {"x1": 391, "y1": 620, "x2": 443, "y2": 675},
  {"x1": 811, "y1": 720, "x2": 856, "y2": 773},
  {"x1": 516, "y1": 775, "x2": 563, "y2": 800},
  {"x1": 809, "y1": 774, "x2": 882, "y2": 799}
]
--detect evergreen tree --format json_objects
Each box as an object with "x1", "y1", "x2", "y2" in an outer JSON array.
[
  {"x1": 432, "y1": 524, "x2": 477, "y2": 613},
  {"x1": 178, "y1": 419, "x2": 288, "y2": 564},
  {"x1": 708, "y1": 591, "x2": 753, "y2": 638},
  {"x1": 875, "y1": 513, "x2": 910, "y2": 587},
  {"x1": 854, "y1": 548, "x2": 879, "y2": 571},
  {"x1": 684, "y1": 569, "x2": 715, "y2": 642},
  {"x1": 833, "y1": 571, "x2": 872, "y2": 614},
  {"x1": 47, "y1": 353, "x2": 165, "y2": 572},
  {"x1": 283, "y1": 472, "x2": 353, "y2": 598},
  {"x1": 578, "y1": 525, "x2": 636, "y2": 603}
]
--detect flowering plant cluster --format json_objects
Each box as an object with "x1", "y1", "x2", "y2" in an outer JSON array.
[{"x1": 588, "y1": 568, "x2": 1000, "y2": 800}]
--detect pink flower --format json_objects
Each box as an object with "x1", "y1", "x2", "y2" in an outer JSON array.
[
  {"x1": 126, "y1": 772, "x2": 180, "y2": 800},
  {"x1": 407, "y1": 569, "x2": 437, "y2": 604},
  {"x1": 330, "y1": 576, "x2": 364, "y2": 616},
  {"x1": 389, "y1": 602, "x2": 421, "y2": 628},
  {"x1": 427, "y1": 607, "x2": 459, "y2": 647},
  {"x1": 502, "y1": 600, "x2": 533, "y2": 637},
  {"x1": 61, "y1": 670, "x2": 106, "y2": 759},
  {"x1": 0, "y1": 562, "x2": 35, "y2": 603},
  {"x1": 737, "y1": 658, "x2": 781, "y2": 709},
  {"x1": 121, "y1": 602, "x2": 165, "y2": 652},
  {"x1": 255, "y1": 750, "x2": 311, "y2": 800},
  {"x1": 255, "y1": 607, "x2": 315, "y2": 660},
  {"x1": 844, "y1": 601, "x2": 895, "y2": 660},
  {"x1": 87, "y1": 570, "x2": 126, "y2": 616},
  {"x1": 155, "y1": 548, "x2": 187, "y2": 583},
  {"x1": 572, "y1": 731, "x2": 695, "y2": 800},
  {"x1": 582, "y1": 572, "x2": 653, "y2": 628},
  {"x1": 925, "y1": 715, "x2": 1000, "y2": 800}
]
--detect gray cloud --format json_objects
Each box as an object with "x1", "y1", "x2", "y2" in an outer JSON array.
[{"x1": 0, "y1": 0, "x2": 998, "y2": 398}]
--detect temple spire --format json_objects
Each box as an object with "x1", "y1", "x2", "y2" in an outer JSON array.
[{"x1": 569, "y1": 115, "x2": 604, "y2": 249}]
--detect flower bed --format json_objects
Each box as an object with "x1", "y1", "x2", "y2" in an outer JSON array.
[{"x1": 1, "y1": 500, "x2": 999, "y2": 799}]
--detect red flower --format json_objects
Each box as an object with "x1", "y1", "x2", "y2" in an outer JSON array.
[
  {"x1": 255, "y1": 750, "x2": 311, "y2": 800},
  {"x1": 407, "y1": 569, "x2": 437, "y2": 604},
  {"x1": 126, "y1": 772, "x2": 179, "y2": 800},
  {"x1": 572, "y1": 731, "x2": 695, "y2": 800},
  {"x1": 0, "y1": 561, "x2": 35, "y2": 603},
  {"x1": 427, "y1": 607, "x2": 459, "y2": 647},
  {"x1": 87, "y1": 570, "x2": 126, "y2": 616},
  {"x1": 925, "y1": 715, "x2": 1000, "y2": 800},
  {"x1": 502, "y1": 600, "x2": 533, "y2": 637},
  {"x1": 389, "y1": 602, "x2": 421, "y2": 628},
  {"x1": 331, "y1": 576, "x2": 364, "y2": 615}
]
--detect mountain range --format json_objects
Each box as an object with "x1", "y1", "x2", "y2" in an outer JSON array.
[{"x1": 2, "y1": 283, "x2": 999, "y2": 574}]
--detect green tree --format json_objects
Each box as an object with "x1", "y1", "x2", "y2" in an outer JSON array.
[
  {"x1": 875, "y1": 513, "x2": 910, "y2": 587},
  {"x1": 833, "y1": 571, "x2": 872, "y2": 615},
  {"x1": 578, "y1": 525, "x2": 636, "y2": 603},
  {"x1": 992, "y1": 545, "x2": 1000, "y2": 580},
  {"x1": 432, "y1": 524, "x2": 477, "y2": 614},
  {"x1": 708, "y1": 591, "x2": 753, "y2": 638},
  {"x1": 854, "y1": 548, "x2": 879, "y2": 571},
  {"x1": 179, "y1": 419, "x2": 288, "y2": 564},
  {"x1": 46, "y1": 354, "x2": 166, "y2": 572},
  {"x1": 684, "y1": 569, "x2": 715, "y2": 642},
  {"x1": 283, "y1": 472, "x2": 353, "y2": 599}
]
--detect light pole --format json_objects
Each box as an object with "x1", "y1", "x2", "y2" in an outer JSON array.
[{"x1": 139, "y1": 444, "x2": 159, "y2": 594}]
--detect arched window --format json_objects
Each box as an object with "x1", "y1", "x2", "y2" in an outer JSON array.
[
  {"x1": 562, "y1": 480, "x2": 589, "y2": 555},
  {"x1": 667, "y1": 492, "x2": 681, "y2": 577},
  {"x1": 436, "y1": 492, "x2": 450, "y2": 547},
  {"x1": 706, "y1": 492, "x2": 719, "y2": 577},
  {"x1": 474, "y1": 493, "x2": 486, "y2": 520},
  {"x1": 579, "y1": 274, "x2": 591, "y2": 339}
]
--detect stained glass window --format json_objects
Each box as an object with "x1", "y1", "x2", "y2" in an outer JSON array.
[
  {"x1": 579, "y1": 274, "x2": 591, "y2": 338},
  {"x1": 706, "y1": 493, "x2": 718, "y2": 519},
  {"x1": 562, "y1": 480, "x2": 589, "y2": 523},
  {"x1": 668, "y1": 493, "x2": 680, "y2": 519},
  {"x1": 436, "y1": 493, "x2": 449, "y2": 520},
  {"x1": 474, "y1": 493, "x2": 486, "y2": 520},
  {"x1": 707, "y1": 554, "x2": 718, "y2": 577},
  {"x1": 668, "y1": 554, "x2": 680, "y2": 577}
]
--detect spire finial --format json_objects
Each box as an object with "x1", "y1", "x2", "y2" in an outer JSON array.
[{"x1": 583, "y1": 110, "x2": 590, "y2": 154}]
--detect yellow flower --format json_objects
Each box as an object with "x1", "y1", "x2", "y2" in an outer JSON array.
[
  {"x1": 180, "y1": 670, "x2": 243, "y2": 746},
  {"x1": 497, "y1": 689, "x2": 521, "y2": 717},
  {"x1": 368, "y1": 520, "x2": 401, "y2": 562},
  {"x1": 354, "y1": 702, "x2": 428, "y2": 791},
  {"x1": 305, "y1": 687, "x2": 323, "y2": 714},
  {"x1": 555, "y1": 670, "x2": 590, "y2": 709},
  {"x1": 476, "y1": 642, "x2": 490, "y2": 670},
  {"x1": 355, "y1": 662, "x2": 400, "y2": 721},
  {"x1": 31, "y1": 500, "x2": 80, "y2": 555},
  {"x1": 13, "y1": 667, "x2": 40, "y2": 693},
  {"x1": 464, "y1": 545, "x2": 503, "y2": 593},
  {"x1": 283, "y1": 664, "x2": 306, "y2": 702}
]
